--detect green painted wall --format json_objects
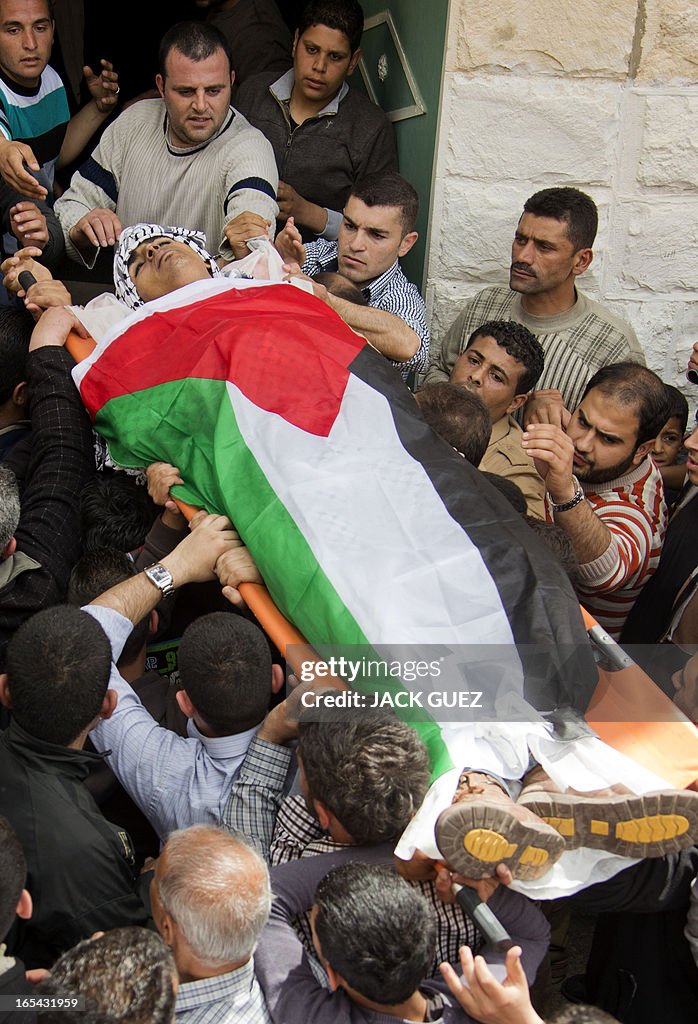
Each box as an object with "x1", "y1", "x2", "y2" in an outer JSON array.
[{"x1": 353, "y1": 2, "x2": 449, "y2": 286}]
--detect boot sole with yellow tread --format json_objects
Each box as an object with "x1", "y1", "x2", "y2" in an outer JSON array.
[
  {"x1": 517, "y1": 789, "x2": 698, "y2": 858},
  {"x1": 435, "y1": 801, "x2": 566, "y2": 881}
]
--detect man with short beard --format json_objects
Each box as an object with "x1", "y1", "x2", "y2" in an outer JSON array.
[{"x1": 522, "y1": 361, "x2": 670, "y2": 638}]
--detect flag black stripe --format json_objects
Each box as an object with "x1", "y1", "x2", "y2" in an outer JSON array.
[{"x1": 348, "y1": 345, "x2": 598, "y2": 712}]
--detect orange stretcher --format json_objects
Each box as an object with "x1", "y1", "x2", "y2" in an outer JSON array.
[
  {"x1": 581, "y1": 607, "x2": 698, "y2": 788},
  {"x1": 66, "y1": 331, "x2": 698, "y2": 789}
]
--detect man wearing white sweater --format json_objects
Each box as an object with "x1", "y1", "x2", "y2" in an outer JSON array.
[{"x1": 55, "y1": 20, "x2": 278, "y2": 269}]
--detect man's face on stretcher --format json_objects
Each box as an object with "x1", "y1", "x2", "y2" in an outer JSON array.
[{"x1": 128, "y1": 237, "x2": 213, "y2": 302}]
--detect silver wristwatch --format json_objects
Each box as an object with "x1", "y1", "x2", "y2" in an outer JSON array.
[
  {"x1": 550, "y1": 476, "x2": 585, "y2": 514},
  {"x1": 144, "y1": 562, "x2": 175, "y2": 599}
]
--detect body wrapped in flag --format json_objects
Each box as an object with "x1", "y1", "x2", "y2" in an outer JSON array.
[
  {"x1": 72, "y1": 269, "x2": 697, "y2": 896},
  {"x1": 75, "y1": 275, "x2": 596, "y2": 694}
]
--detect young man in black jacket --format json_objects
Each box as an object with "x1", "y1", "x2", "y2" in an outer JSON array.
[
  {"x1": 0, "y1": 308, "x2": 94, "y2": 671},
  {"x1": 0, "y1": 603, "x2": 149, "y2": 969},
  {"x1": 235, "y1": 0, "x2": 396, "y2": 242}
]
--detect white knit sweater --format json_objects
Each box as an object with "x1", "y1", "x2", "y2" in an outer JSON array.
[{"x1": 55, "y1": 99, "x2": 278, "y2": 265}]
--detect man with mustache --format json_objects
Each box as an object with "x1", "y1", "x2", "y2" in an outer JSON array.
[{"x1": 424, "y1": 188, "x2": 644, "y2": 422}]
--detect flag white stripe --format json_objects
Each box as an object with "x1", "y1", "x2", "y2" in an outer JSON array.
[
  {"x1": 228, "y1": 375, "x2": 520, "y2": 651},
  {"x1": 229, "y1": 375, "x2": 527, "y2": 778}
]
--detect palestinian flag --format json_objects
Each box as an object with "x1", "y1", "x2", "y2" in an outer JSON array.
[{"x1": 74, "y1": 277, "x2": 597, "y2": 776}]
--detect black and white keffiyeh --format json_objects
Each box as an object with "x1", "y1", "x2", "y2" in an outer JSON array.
[{"x1": 113, "y1": 223, "x2": 221, "y2": 309}]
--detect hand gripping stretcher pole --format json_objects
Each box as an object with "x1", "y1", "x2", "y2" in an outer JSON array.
[{"x1": 50, "y1": 285, "x2": 698, "y2": 948}]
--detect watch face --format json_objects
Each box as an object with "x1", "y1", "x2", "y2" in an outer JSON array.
[{"x1": 146, "y1": 564, "x2": 174, "y2": 594}]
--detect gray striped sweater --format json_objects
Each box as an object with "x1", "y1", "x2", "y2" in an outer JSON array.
[{"x1": 55, "y1": 98, "x2": 278, "y2": 265}]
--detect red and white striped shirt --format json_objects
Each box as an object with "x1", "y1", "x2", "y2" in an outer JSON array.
[{"x1": 550, "y1": 459, "x2": 667, "y2": 639}]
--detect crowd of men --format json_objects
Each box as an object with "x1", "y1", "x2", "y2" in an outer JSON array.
[{"x1": 0, "y1": 2, "x2": 697, "y2": 1024}]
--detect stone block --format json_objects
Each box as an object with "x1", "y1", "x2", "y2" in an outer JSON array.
[
  {"x1": 426, "y1": 280, "x2": 486, "y2": 352},
  {"x1": 451, "y1": 0, "x2": 636, "y2": 77},
  {"x1": 445, "y1": 75, "x2": 621, "y2": 185},
  {"x1": 638, "y1": 95, "x2": 698, "y2": 188},
  {"x1": 614, "y1": 202, "x2": 698, "y2": 293},
  {"x1": 638, "y1": 0, "x2": 698, "y2": 83},
  {"x1": 603, "y1": 299, "x2": 684, "y2": 376},
  {"x1": 434, "y1": 181, "x2": 523, "y2": 284}
]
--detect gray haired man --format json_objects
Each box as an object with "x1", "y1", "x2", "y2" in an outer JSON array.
[{"x1": 150, "y1": 825, "x2": 272, "y2": 1023}]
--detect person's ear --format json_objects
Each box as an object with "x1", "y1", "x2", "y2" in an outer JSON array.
[
  {"x1": 11, "y1": 381, "x2": 27, "y2": 407},
  {"x1": 229, "y1": 68, "x2": 235, "y2": 89},
  {"x1": 633, "y1": 439, "x2": 655, "y2": 466},
  {"x1": 292, "y1": 29, "x2": 299, "y2": 57},
  {"x1": 397, "y1": 231, "x2": 418, "y2": 259},
  {"x1": 159, "y1": 910, "x2": 176, "y2": 946},
  {"x1": 506, "y1": 393, "x2": 529, "y2": 415},
  {"x1": 271, "y1": 663, "x2": 284, "y2": 695},
  {"x1": 16, "y1": 888, "x2": 32, "y2": 921},
  {"x1": 572, "y1": 247, "x2": 593, "y2": 277},
  {"x1": 313, "y1": 799, "x2": 332, "y2": 832},
  {"x1": 100, "y1": 689, "x2": 117, "y2": 721},
  {"x1": 2, "y1": 536, "x2": 17, "y2": 560},
  {"x1": 0, "y1": 674, "x2": 12, "y2": 709},
  {"x1": 176, "y1": 689, "x2": 196, "y2": 719},
  {"x1": 347, "y1": 47, "x2": 362, "y2": 75},
  {"x1": 155, "y1": 73, "x2": 165, "y2": 99}
]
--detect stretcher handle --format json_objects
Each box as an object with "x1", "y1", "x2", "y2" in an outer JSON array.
[
  {"x1": 452, "y1": 883, "x2": 513, "y2": 953},
  {"x1": 580, "y1": 605, "x2": 634, "y2": 670},
  {"x1": 171, "y1": 497, "x2": 311, "y2": 671}
]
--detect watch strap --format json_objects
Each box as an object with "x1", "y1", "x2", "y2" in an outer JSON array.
[
  {"x1": 550, "y1": 476, "x2": 585, "y2": 514},
  {"x1": 144, "y1": 562, "x2": 175, "y2": 599}
]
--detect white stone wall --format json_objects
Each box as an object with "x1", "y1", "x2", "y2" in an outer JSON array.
[{"x1": 425, "y1": 0, "x2": 698, "y2": 399}]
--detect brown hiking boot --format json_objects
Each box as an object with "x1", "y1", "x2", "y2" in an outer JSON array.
[
  {"x1": 434, "y1": 770, "x2": 566, "y2": 881},
  {"x1": 518, "y1": 766, "x2": 698, "y2": 858}
]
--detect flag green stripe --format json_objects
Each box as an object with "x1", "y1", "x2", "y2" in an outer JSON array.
[{"x1": 96, "y1": 379, "x2": 454, "y2": 780}]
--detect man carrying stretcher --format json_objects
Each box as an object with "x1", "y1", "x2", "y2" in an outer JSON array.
[{"x1": 4, "y1": 222, "x2": 698, "y2": 898}]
